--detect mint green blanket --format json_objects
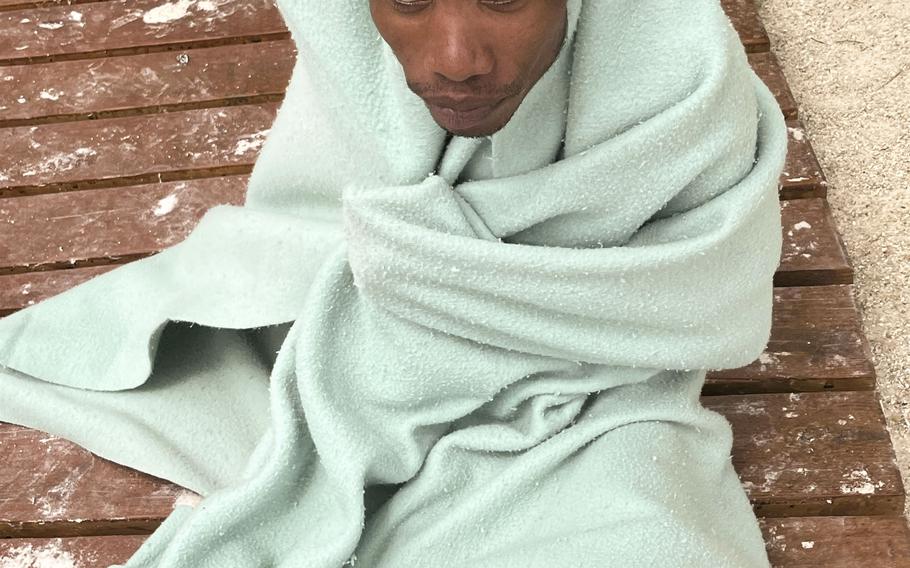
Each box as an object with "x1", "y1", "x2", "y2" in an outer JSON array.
[{"x1": 0, "y1": 1, "x2": 786, "y2": 565}]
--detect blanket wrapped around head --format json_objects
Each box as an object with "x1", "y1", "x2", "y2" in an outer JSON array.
[{"x1": 0, "y1": 0, "x2": 786, "y2": 566}]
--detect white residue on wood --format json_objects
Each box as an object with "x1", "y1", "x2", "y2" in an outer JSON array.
[
  {"x1": 757, "y1": 350, "x2": 785, "y2": 372},
  {"x1": 37, "y1": 21, "x2": 64, "y2": 30},
  {"x1": 801, "y1": 541, "x2": 815, "y2": 549},
  {"x1": 154, "y1": 194, "x2": 179, "y2": 216},
  {"x1": 143, "y1": 0, "x2": 194, "y2": 24},
  {"x1": 742, "y1": 470, "x2": 781, "y2": 493},
  {"x1": 35, "y1": 477, "x2": 79, "y2": 517},
  {"x1": 840, "y1": 468, "x2": 885, "y2": 495},
  {"x1": 174, "y1": 489, "x2": 203, "y2": 508},
  {"x1": 0, "y1": 542, "x2": 77, "y2": 568},
  {"x1": 23, "y1": 148, "x2": 97, "y2": 177},
  {"x1": 69, "y1": 11, "x2": 83, "y2": 22},
  {"x1": 111, "y1": 9, "x2": 144, "y2": 29},
  {"x1": 793, "y1": 221, "x2": 813, "y2": 231},
  {"x1": 233, "y1": 129, "x2": 270, "y2": 156},
  {"x1": 39, "y1": 89, "x2": 63, "y2": 101},
  {"x1": 734, "y1": 400, "x2": 768, "y2": 416},
  {"x1": 788, "y1": 126, "x2": 805, "y2": 142}
]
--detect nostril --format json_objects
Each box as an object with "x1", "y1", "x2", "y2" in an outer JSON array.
[{"x1": 432, "y1": 54, "x2": 492, "y2": 84}]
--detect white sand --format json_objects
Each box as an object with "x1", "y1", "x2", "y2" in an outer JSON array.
[{"x1": 758, "y1": 0, "x2": 910, "y2": 515}]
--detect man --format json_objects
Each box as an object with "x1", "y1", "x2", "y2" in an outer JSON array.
[{"x1": 0, "y1": 1, "x2": 786, "y2": 566}]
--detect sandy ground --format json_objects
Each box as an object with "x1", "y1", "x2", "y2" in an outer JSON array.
[{"x1": 757, "y1": 1, "x2": 910, "y2": 516}]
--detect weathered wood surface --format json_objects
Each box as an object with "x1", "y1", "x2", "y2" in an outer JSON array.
[
  {"x1": 781, "y1": 120, "x2": 827, "y2": 200},
  {"x1": 749, "y1": 51, "x2": 799, "y2": 120},
  {"x1": 0, "y1": 104, "x2": 274, "y2": 197},
  {"x1": 761, "y1": 516, "x2": 910, "y2": 567},
  {"x1": 776, "y1": 198, "x2": 853, "y2": 287},
  {"x1": 0, "y1": 535, "x2": 146, "y2": 566},
  {"x1": 0, "y1": 0, "x2": 110, "y2": 10},
  {"x1": 705, "y1": 285, "x2": 874, "y2": 394},
  {"x1": 0, "y1": 41, "x2": 295, "y2": 127},
  {"x1": 3, "y1": 516, "x2": 910, "y2": 567},
  {"x1": 721, "y1": 0, "x2": 770, "y2": 53},
  {"x1": 0, "y1": 0, "x2": 765, "y2": 66},
  {"x1": 0, "y1": 267, "x2": 112, "y2": 317},
  {"x1": 0, "y1": 176, "x2": 247, "y2": 274},
  {"x1": 0, "y1": 424, "x2": 196, "y2": 538},
  {"x1": 0, "y1": 0, "x2": 289, "y2": 66},
  {"x1": 708, "y1": 391, "x2": 904, "y2": 517},
  {"x1": 1, "y1": 391, "x2": 900, "y2": 537}
]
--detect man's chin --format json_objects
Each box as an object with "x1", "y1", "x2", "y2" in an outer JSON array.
[{"x1": 440, "y1": 122, "x2": 505, "y2": 138}]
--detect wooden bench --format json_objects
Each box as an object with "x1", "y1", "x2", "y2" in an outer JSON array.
[{"x1": 1, "y1": 1, "x2": 908, "y2": 565}]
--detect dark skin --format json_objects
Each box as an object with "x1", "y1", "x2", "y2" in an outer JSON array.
[{"x1": 369, "y1": 0, "x2": 569, "y2": 138}]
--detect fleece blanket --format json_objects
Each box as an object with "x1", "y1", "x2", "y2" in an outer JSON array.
[{"x1": 0, "y1": 0, "x2": 787, "y2": 565}]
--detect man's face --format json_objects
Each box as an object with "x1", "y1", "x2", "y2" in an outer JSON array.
[{"x1": 370, "y1": 0, "x2": 568, "y2": 138}]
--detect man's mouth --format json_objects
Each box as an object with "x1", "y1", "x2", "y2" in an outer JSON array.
[{"x1": 422, "y1": 95, "x2": 507, "y2": 134}]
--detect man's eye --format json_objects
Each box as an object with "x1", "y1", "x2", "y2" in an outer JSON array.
[
  {"x1": 479, "y1": 0, "x2": 522, "y2": 12},
  {"x1": 392, "y1": 0, "x2": 431, "y2": 13}
]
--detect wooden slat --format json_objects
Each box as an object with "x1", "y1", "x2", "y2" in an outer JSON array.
[
  {"x1": 721, "y1": 0, "x2": 770, "y2": 53},
  {"x1": 0, "y1": 0, "x2": 109, "y2": 11},
  {"x1": 0, "y1": 0, "x2": 288, "y2": 66},
  {"x1": 0, "y1": 426, "x2": 190, "y2": 537},
  {"x1": 1, "y1": 391, "x2": 901, "y2": 537},
  {"x1": 776, "y1": 198, "x2": 853, "y2": 287},
  {"x1": 0, "y1": 176, "x2": 247, "y2": 274},
  {"x1": 0, "y1": 267, "x2": 112, "y2": 317},
  {"x1": 0, "y1": 103, "x2": 275, "y2": 197},
  {"x1": 0, "y1": 41, "x2": 295, "y2": 126},
  {"x1": 749, "y1": 51, "x2": 799, "y2": 120},
  {"x1": 781, "y1": 120, "x2": 827, "y2": 200},
  {"x1": 707, "y1": 391, "x2": 905, "y2": 517},
  {"x1": 3, "y1": 517, "x2": 910, "y2": 567},
  {"x1": 706, "y1": 285, "x2": 875, "y2": 395},
  {"x1": 0, "y1": 0, "x2": 769, "y2": 66},
  {"x1": 761, "y1": 516, "x2": 910, "y2": 567},
  {"x1": 0, "y1": 535, "x2": 145, "y2": 567}
]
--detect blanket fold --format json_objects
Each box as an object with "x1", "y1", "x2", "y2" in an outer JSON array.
[{"x1": 0, "y1": 1, "x2": 786, "y2": 566}]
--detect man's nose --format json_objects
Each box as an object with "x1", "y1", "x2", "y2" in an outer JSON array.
[{"x1": 427, "y1": 19, "x2": 494, "y2": 83}]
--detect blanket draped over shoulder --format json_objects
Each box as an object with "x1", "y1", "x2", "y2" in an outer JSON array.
[{"x1": 0, "y1": 0, "x2": 787, "y2": 566}]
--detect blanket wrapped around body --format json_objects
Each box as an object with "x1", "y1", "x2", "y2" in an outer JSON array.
[{"x1": 0, "y1": 0, "x2": 787, "y2": 566}]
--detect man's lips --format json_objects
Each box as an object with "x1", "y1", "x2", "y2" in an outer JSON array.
[
  {"x1": 421, "y1": 95, "x2": 505, "y2": 112},
  {"x1": 421, "y1": 95, "x2": 508, "y2": 133}
]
